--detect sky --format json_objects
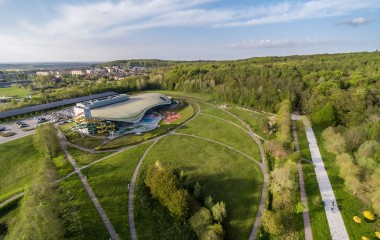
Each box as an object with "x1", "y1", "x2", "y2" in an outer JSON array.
[{"x1": 0, "y1": 0, "x2": 379, "y2": 62}]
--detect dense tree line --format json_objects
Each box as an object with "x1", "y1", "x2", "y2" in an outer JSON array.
[
  {"x1": 322, "y1": 125, "x2": 380, "y2": 215},
  {"x1": 5, "y1": 125, "x2": 86, "y2": 239},
  {"x1": 145, "y1": 162, "x2": 227, "y2": 239}
]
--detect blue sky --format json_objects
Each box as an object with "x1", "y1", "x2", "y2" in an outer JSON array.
[{"x1": 0, "y1": 0, "x2": 379, "y2": 62}]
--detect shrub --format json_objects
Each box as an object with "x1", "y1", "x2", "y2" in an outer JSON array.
[
  {"x1": 145, "y1": 162, "x2": 190, "y2": 219},
  {"x1": 211, "y1": 201, "x2": 227, "y2": 223}
]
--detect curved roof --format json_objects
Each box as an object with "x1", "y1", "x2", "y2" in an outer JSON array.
[{"x1": 90, "y1": 93, "x2": 171, "y2": 123}]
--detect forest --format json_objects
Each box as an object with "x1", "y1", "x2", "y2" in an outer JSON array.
[{"x1": 4, "y1": 51, "x2": 380, "y2": 211}]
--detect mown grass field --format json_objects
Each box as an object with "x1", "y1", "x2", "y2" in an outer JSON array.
[
  {"x1": 177, "y1": 114, "x2": 261, "y2": 161},
  {"x1": 53, "y1": 155, "x2": 74, "y2": 178},
  {"x1": 314, "y1": 128, "x2": 379, "y2": 240},
  {"x1": 296, "y1": 121, "x2": 331, "y2": 239},
  {"x1": 67, "y1": 145, "x2": 113, "y2": 167},
  {"x1": 0, "y1": 135, "x2": 42, "y2": 202},
  {"x1": 0, "y1": 86, "x2": 30, "y2": 97},
  {"x1": 226, "y1": 107, "x2": 274, "y2": 140},
  {"x1": 135, "y1": 135, "x2": 263, "y2": 240},
  {"x1": 59, "y1": 175, "x2": 109, "y2": 239},
  {"x1": 83, "y1": 143, "x2": 151, "y2": 240},
  {"x1": 201, "y1": 106, "x2": 245, "y2": 128}
]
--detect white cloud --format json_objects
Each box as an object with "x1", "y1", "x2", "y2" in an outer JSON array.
[
  {"x1": 214, "y1": 0, "x2": 380, "y2": 27},
  {"x1": 231, "y1": 39, "x2": 321, "y2": 49},
  {"x1": 1, "y1": 0, "x2": 380, "y2": 61},
  {"x1": 337, "y1": 17, "x2": 375, "y2": 26}
]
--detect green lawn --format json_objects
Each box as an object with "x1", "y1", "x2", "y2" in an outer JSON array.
[
  {"x1": 177, "y1": 114, "x2": 261, "y2": 161},
  {"x1": 53, "y1": 155, "x2": 74, "y2": 179},
  {"x1": 83, "y1": 143, "x2": 152, "y2": 240},
  {"x1": 296, "y1": 121, "x2": 331, "y2": 239},
  {"x1": 135, "y1": 135, "x2": 263, "y2": 240},
  {"x1": 196, "y1": 100, "x2": 214, "y2": 110},
  {"x1": 98, "y1": 101, "x2": 195, "y2": 150},
  {"x1": 314, "y1": 128, "x2": 378, "y2": 240},
  {"x1": 0, "y1": 86, "x2": 30, "y2": 97},
  {"x1": 59, "y1": 175, "x2": 109, "y2": 239},
  {"x1": 226, "y1": 107, "x2": 273, "y2": 140},
  {"x1": 201, "y1": 107, "x2": 245, "y2": 128},
  {"x1": 67, "y1": 145, "x2": 114, "y2": 167},
  {"x1": 0, "y1": 198, "x2": 21, "y2": 239},
  {"x1": 0, "y1": 135, "x2": 42, "y2": 202}
]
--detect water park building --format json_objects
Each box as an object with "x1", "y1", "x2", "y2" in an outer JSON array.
[{"x1": 72, "y1": 93, "x2": 173, "y2": 135}]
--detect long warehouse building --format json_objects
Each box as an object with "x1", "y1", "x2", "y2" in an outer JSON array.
[{"x1": 0, "y1": 92, "x2": 116, "y2": 120}]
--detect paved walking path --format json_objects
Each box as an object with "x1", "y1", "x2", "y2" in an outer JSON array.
[
  {"x1": 293, "y1": 115, "x2": 349, "y2": 240},
  {"x1": 0, "y1": 192, "x2": 24, "y2": 208},
  {"x1": 128, "y1": 139, "x2": 161, "y2": 240},
  {"x1": 57, "y1": 130, "x2": 119, "y2": 240},
  {"x1": 292, "y1": 120, "x2": 313, "y2": 240}
]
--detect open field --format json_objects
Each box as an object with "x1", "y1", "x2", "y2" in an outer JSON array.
[
  {"x1": 59, "y1": 175, "x2": 109, "y2": 239},
  {"x1": 177, "y1": 114, "x2": 261, "y2": 161},
  {"x1": 296, "y1": 121, "x2": 331, "y2": 239},
  {"x1": 201, "y1": 106, "x2": 245, "y2": 128},
  {"x1": 135, "y1": 135, "x2": 263, "y2": 240},
  {"x1": 53, "y1": 155, "x2": 74, "y2": 178},
  {"x1": 226, "y1": 107, "x2": 274, "y2": 140},
  {"x1": 314, "y1": 128, "x2": 379, "y2": 239},
  {"x1": 67, "y1": 145, "x2": 113, "y2": 167},
  {"x1": 0, "y1": 86, "x2": 30, "y2": 97},
  {"x1": 83, "y1": 143, "x2": 151, "y2": 239},
  {"x1": 0, "y1": 135, "x2": 42, "y2": 202}
]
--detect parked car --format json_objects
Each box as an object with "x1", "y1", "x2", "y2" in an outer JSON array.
[{"x1": 0, "y1": 126, "x2": 5, "y2": 131}]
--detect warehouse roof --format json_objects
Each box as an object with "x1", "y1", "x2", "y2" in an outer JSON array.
[{"x1": 0, "y1": 92, "x2": 116, "y2": 119}]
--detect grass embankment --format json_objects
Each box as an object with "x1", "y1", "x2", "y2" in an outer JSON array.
[
  {"x1": 53, "y1": 155, "x2": 74, "y2": 179},
  {"x1": 196, "y1": 100, "x2": 214, "y2": 110},
  {"x1": 0, "y1": 135, "x2": 42, "y2": 202},
  {"x1": 0, "y1": 86, "x2": 30, "y2": 97},
  {"x1": 227, "y1": 107, "x2": 274, "y2": 140},
  {"x1": 314, "y1": 129, "x2": 378, "y2": 239},
  {"x1": 296, "y1": 121, "x2": 331, "y2": 239},
  {"x1": 177, "y1": 114, "x2": 261, "y2": 161},
  {"x1": 59, "y1": 175, "x2": 109, "y2": 239},
  {"x1": 201, "y1": 106, "x2": 245, "y2": 128},
  {"x1": 59, "y1": 123, "x2": 105, "y2": 149},
  {"x1": 83, "y1": 143, "x2": 151, "y2": 239},
  {"x1": 66, "y1": 145, "x2": 113, "y2": 167},
  {"x1": 97, "y1": 100, "x2": 195, "y2": 150},
  {"x1": 135, "y1": 135, "x2": 263, "y2": 240}
]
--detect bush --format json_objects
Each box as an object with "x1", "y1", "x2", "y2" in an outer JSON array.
[
  {"x1": 212, "y1": 202, "x2": 227, "y2": 223},
  {"x1": 145, "y1": 162, "x2": 190, "y2": 219},
  {"x1": 190, "y1": 208, "x2": 213, "y2": 238}
]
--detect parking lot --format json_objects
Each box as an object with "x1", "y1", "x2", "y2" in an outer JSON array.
[{"x1": 0, "y1": 108, "x2": 74, "y2": 144}]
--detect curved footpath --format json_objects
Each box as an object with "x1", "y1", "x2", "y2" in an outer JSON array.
[
  {"x1": 0, "y1": 192, "x2": 24, "y2": 208},
  {"x1": 1, "y1": 98, "x2": 269, "y2": 240},
  {"x1": 292, "y1": 115, "x2": 349, "y2": 240}
]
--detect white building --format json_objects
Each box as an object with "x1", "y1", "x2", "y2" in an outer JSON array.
[
  {"x1": 71, "y1": 69, "x2": 85, "y2": 75},
  {"x1": 36, "y1": 71, "x2": 50, "y2": 76}
]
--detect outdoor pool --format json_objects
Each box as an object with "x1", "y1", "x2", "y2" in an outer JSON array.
[{"x1": 142, "y1": 117, "x2": 154, "y2": 123}]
